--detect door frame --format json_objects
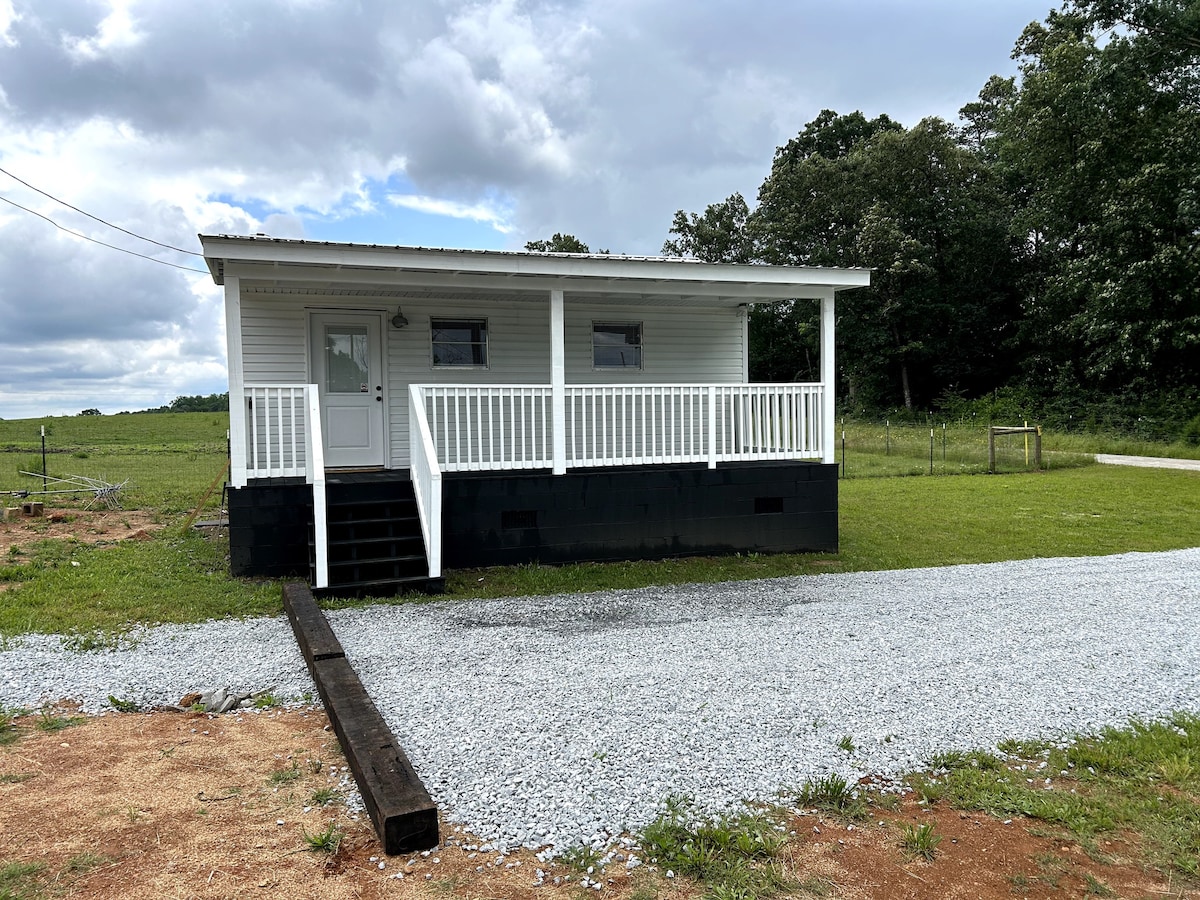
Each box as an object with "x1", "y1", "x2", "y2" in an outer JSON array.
[{"x1": 307, "y1": 308, "x2": 390, "y2": 469}]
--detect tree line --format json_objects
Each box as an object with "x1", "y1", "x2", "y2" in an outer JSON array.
[
  {"x1": 79, "y1": 393, "x2": 230, "y2": 416},
  {"x1": 542, "y1": 0, "x2": 1200, "y2": 431}
]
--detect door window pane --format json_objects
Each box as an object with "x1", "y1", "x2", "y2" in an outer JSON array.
[
  {"x1": 432, "y1": 318, "x2": 488, "y2": 367},
  {"x1": 325, "y1": 326, "x2": 370, "y2": 393}
]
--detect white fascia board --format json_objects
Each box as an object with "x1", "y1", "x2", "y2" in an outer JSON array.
[
  {"x1": 218, "y1": 260, "x2": 868, "y2": 302},
  {"x1": 200, "y1": 235, "x2": 871, "y2": 293}
]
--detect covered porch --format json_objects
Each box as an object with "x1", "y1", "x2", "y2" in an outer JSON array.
[{"x1": 204, "y1": 236, "x2": 869, "y2": 592}]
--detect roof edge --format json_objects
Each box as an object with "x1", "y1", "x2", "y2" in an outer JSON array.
[{"x1": 198, "y1": 234, "x2": 872, "y2": 291}]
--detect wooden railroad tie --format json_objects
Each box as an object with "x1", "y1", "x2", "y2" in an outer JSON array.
[{"x1": 282, "y1": 582, "x2": 439, "y2": 854}]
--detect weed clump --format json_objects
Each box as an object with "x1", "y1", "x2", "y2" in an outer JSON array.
[
  {"x1": 794, "y1": 773, "x2": 867, "y2": 820},
  {"x1": 899, "y1": 822, "x2": 942, "y2": 860},
  {"x1": 302, "y1": 823, "x2": 343, "y2": 854},
  {"x1": 639, "y1": 795, "x2": 789, "y2": 899}
]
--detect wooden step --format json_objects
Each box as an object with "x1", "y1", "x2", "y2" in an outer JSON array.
[
  {"x1": 327, "y1": 517, "x2": 418, "y2": 531},
  {"x1": 311, "y1": 481, "x2": 433, "y2": 597},
  {"x1": 327, "y1": 554, "x2": 426, "y2": 569},
  {"x1": 314, "y1": 575, "x2": 444, "y2": 597},
  {"x1": 327, "y1": 534, "x2": 424, "y2": 549}
]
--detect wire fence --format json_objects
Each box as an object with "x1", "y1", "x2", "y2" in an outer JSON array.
[{"x1": 836, "y1": 419, "x2": 1090, "y2": 478}]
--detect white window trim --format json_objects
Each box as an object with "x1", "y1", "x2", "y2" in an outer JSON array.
[{"x1": 591, "y1": 320, "x2": 644, "y2": 371}]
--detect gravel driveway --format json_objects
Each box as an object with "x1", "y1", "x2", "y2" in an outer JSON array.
[{"x1": 3, "y1": 548, "x2": 1198, "y2": 853}]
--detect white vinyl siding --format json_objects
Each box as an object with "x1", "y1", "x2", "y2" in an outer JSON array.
[
  {"x1": 566, "y1": 303, "x2": 743, "y2": 384},
  {"x1": 239, "y1": 294, "x2": 308, "y2": 383},
  {"x1": 236, "y1": 292, "x2": 746, "y2": 468}
]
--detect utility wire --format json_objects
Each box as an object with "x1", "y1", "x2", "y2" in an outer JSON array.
[
  {"x1": 0, "y1": 165, "x2": 204, "y2": 257},
  {"x1": 0, "y1": 194, "x2": 210, "y2": 275}
]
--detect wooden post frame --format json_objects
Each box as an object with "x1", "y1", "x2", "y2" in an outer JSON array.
[
  {"x1": 224, "y1": 276, "x2": 247, "y2": 487},
  {"x1": 988, "y1": 425, "x2": 1042, "y2": 473}
]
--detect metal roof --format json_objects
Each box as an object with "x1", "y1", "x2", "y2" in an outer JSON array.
[
  {"x1": 199, "y1": 234, "x2": 871, "y2": 303},
  {"x1": 206, "y1": 233, "x2": 692, "y2": 264}
]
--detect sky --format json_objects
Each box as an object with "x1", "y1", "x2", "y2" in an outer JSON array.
[{"x1": 0, "y1": 0, "x2": 1055, "y2": 419}]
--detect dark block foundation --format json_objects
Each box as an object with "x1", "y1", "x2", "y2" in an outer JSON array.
[
  {"x1": 228, "y1": 462, "x2": 838, "y2": 579},
  {"x1": 440, "y1": 461, "x2": 837, "y2": 568}
]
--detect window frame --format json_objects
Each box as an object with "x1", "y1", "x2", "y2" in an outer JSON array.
[
  {"x1": 430, "y1": 317, "x2": 490, "y2": 369},
  {"x1": 591, "y1": 320, "x2": 644, "y2": 371}
]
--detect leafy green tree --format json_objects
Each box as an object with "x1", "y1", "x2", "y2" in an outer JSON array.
[
  {"x1": 753, "y1": 110, "x2": 901, "y2": 269},
  {"x1": 987, "y1": 2, "x2": 1200, "y2": 403},
  {"x1": 166, "y1": 393, "x2": 229, "y2": 413},
  {"x1": 660, "y1": 193, "x2": 819, "y2": 381},
  {"x1": 524, "y1": 233, "x2": 609, "y2": 254},
  {"x1": 750, "y1": 113, "x2": 1019, "y2": 409},
  {"x1": 660, "y1": 111, "x2": 1020, "y2": 407},
  {"x1": 661, "y1": 193, "x2": 755, "y2": 262}
]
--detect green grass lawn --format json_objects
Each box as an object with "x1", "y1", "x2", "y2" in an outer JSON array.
[
  {"x1": 0, "y1": 411, "x2": 229, "y2": 450},
  {"x1": 1, "y1": 411, "x2": 1198, "y2": 635},
  {"x1": 0, "y1": 531, "x2": 280, "y2": 638}
]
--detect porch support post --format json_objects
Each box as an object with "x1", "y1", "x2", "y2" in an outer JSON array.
[
  {"x1": 819, "y1": 288, "x2": 836, "y2": 464},
  {"x1": 224, "y1": 275, "x2": 248, "y2": 487},
  {"x1": 550, "y1": 288, "x2": 567, "y2": 475}
]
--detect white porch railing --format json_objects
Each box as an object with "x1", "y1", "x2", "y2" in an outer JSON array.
[
  {"x1": 415, "y1": 383, "x2": 824, "y2": 473},
  {"x1": 238, "y1": 384, "x2": 328, "y2": 588},
  {"x1": 235, "y1": 382, "x2": 825, "y2": 589},
  {"x1": 243, "y1": 385, "x2": 311, "y2": 478},
  {"x1": 408, "y1": 384, "x2": 443, "y2": 579},
  {"x1": 422, "y1": 385, "x2": 554, "y2": 471}
]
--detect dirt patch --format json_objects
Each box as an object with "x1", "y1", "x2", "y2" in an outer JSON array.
[
  {"x1": 1, "y1": 710, "x2": 1193, "y2": 899},
  {"x1": 0, "y1": 508, "x2": 164, "y2": 557}
]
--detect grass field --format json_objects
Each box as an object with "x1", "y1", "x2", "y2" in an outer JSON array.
[
  {"x1": 0, "y1": 413, "x2": 229, "y2": 514},
  {"x1": 0, "y1": 410, "x2": 1198, "y2": 635}
]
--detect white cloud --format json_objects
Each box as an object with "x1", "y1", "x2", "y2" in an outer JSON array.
[
  {"x1": 387, "y1": 193, "x2": 513, "y2": 233},
  {"x1": 61, "y1": 0, "x2": 145, "y2": 62},
  {"x1": 0, "y1": 0, "x2": 17, "y2": 47},
  {"x1": 0, "y1": 0, "x2": 1055, "y2": 416}
]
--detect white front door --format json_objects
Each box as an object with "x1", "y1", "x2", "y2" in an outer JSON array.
[{"x1": 310, "y1": 312, "x2": 386, "y2": 468}]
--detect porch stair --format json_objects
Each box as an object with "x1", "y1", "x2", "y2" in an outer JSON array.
[{"x1": 311, "y1": 474, "x2": 444, "y2": 597}]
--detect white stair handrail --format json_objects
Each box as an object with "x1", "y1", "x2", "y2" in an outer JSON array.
[
  {"x1": 409, "y1": 383, "x2": 443, "y2": 579},
  {"x1": 302, "y1": 385, "x2": 328, "y2": 589}
]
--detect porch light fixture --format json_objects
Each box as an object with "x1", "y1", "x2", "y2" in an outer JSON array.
[{"x1": 391, "y1": 307, "x2": 409, "y2": 329}]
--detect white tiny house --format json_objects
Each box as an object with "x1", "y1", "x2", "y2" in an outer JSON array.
[{"x1": 201, "y1": 235, "x2": 869, "y2": 594}]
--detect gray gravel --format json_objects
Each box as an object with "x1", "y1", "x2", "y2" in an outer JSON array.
[{"x1": 3, "y1": 548, "x2": 1198, "y2": 854}]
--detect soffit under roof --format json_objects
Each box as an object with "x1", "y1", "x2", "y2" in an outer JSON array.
[
  {"x1": 239, "y1": 283, "x2": 773, "y2": 308},
  {"x1": 202, "y1": 234, "x2": 870, "y2": 305}
]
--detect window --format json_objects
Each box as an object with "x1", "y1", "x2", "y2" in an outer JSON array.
[
  {"x1": 324, "y1": 325, "x2": 370, "y2": 393},
  {"x1": 592, "y1": 322, "x2": 642, "y2": 369},
  {"x1": 431, "y1": 318, "x2": 488, "y2": 367}
]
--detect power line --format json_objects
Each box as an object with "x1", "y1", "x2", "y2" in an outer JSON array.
[
  {"x1": 0, "y1": 194, "x2": 210, "y2": 275},
  {"x1": 0, "y1": 165, "x2": 204, "y2": 257}
]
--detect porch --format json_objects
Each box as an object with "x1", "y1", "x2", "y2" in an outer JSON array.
[
  {"x1": 205, "y1": 237, "x2": 869, "y2": 594},
  {"x1": 232, "y1": 380, "x2": 834, "y2": 592}
]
